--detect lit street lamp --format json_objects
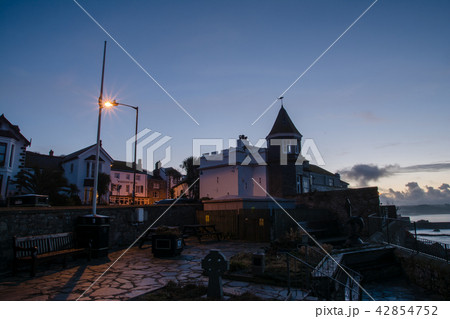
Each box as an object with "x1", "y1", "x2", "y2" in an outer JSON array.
[
  {"x1": 104, "y1": 100, "x2": 139, "y2": 205},
  {"x1": 92, "y1": 41, "x2": 108, "y2": 217}
]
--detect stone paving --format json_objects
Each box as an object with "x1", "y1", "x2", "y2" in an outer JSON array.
[{"x1": 0, "y1": 239, "x2": 307, "y2": 301}]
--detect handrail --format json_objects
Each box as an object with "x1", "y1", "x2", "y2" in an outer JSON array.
[{"x1": 285, "y1": 252, "x2": 348, "y2": 287}]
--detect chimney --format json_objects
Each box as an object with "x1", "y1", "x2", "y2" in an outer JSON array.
[
  {"x1": 303, "y1": 160, "x2": 310, "y2": 169},
  {"x1": 49, "y1": 150, "x2": 54, "y2": 157}
]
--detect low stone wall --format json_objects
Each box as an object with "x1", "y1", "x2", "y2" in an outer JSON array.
[
  {"x1": 0, "y1": 204, "x2": 200, "y2": 274},
  {"x1": 395, "y1": 249, "x2": 450, "y2": 299}
]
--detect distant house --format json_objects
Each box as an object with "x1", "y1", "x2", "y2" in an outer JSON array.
[
  {"x1": 147, "y1": 174, "x2": 167, "y2": 204},
  {"x1": 173, "y1": 179, "x2": 189, "y2": 198},
  {"x1": 109, "y1": 160, "x2": 150, "y2": 205},
  {"x1": 60, "y1": 144, "x2": 113, "y2": 205},
  {"x1": 157, "y1": 165, "x2": 183, "y2": 198},
  {"x1": 0, "y1": 114, "x2": 31, "y2": 203},
  {"x1": 199, "y1": 105, "x2": 348, "y2": 200}
]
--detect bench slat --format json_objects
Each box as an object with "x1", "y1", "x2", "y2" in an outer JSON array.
[{"x1": 13, "y1": 232, "x2": 89, "y2": 276}]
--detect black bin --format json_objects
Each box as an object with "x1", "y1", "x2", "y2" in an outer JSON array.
[{"x1": 77, "y1": 214, "x2": 110, "y2": 258}]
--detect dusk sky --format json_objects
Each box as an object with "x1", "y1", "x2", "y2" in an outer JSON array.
[{"x1": 1, "y1": 0, "x2": 449, "y2": 205}]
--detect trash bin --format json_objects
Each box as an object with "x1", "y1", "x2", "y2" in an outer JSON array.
[{"x1": 77, "y1": 214, "x2": 110, "y2": 258}]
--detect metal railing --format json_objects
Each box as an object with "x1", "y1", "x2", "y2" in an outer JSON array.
[
  {"x1": 368, "y1": 214, "x2": 449, "y2": 262},
  {"x1": 285, "y1": 252, "x2": 362, "y2": 300}
]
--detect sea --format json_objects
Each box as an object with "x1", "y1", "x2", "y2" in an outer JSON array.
[{"x1": 400, "y1": 212, "x2": 450, "y2": 245}]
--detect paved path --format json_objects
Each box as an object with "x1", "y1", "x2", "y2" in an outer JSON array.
[{"x1": 0, "y1": 240, "x2": 307, "y2": 301}]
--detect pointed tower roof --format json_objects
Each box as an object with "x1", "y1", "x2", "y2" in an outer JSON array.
[{"x1": 266, "y1": 106, "x2": 302, "y2": 139}]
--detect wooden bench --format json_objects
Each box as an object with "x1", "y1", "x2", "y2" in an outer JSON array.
[
  {"x1": 182, "y1": 224, "x2": 222, "y2": 243},
  {"x1": 13, "y1": 232, "x2": 91, "y2": 276}
]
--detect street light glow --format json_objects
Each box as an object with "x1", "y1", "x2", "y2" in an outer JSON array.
[{"x1": 104, "y1": 100, "x2": 118, "y2": 108}]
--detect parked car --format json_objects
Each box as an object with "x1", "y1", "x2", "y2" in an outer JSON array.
[
  {"x1": 153, "y1": 198, "x2": 197, "y2": 205},
  {"x1": 8, "y1": 194, "x2": 50, "y2": 207}
]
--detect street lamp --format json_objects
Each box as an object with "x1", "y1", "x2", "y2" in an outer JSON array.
[
  {"x1": 92, "y1": 41, "x2": 108, "y2": 217},
  {"x1": 104, "y1": 99, "x2": 139, "y2": 205}
]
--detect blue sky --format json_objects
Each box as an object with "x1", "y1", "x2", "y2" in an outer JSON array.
[{"x1": 1, "y1": 0, "x2": 449, "y2": 205}]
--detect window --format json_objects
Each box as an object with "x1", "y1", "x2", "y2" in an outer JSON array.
[
  {"x1": 296, "y1": 175, "x2": 302, "y2": 194},
  {"x1": 287, "y1": 144, "x2": 298, "y2": 154},
  {"x1": 84, "y1": 187, "x2": 93, "y2": 203},
  {"x1": 126, "y1": 174, "x2": 130, "y2": 180},
  {"x1": 136, "y1": 175, "x2": 140, "y2": 181},
  {"x1": 86, "y1": 162, "x2": 95, "y2": 178},
  {"x1": 70, "y1": 163, "x2": 74, "y2": 173},
  {"x1": 114, "y1": 173, "x2": 120, "y2": 179},
  {"x1": 153, "y1": 191, "x2": 158, "y2": 198},
  {"x1": 136, "y1": 185, "x2": 144, "y2": 193},
  {"x1": 303, "y1": 178, "x2": 310, "y2": 193},
  {"x1": 328, "y1": 178, "x2": 334, "y2": 187},
  {"x1": 126, "y1": 185, "x2": 130, "y2": 193},
  {"x1": 9, "y1": 144, "x2": 14, "y2": 167},
  {"x1": 0, "y1": 143, "x2": 7, "y2": 167},
  {"x1": 153, "y1": 183, "x2": 160, "y2": 189},
  {"x1": 217, "y1": 176, "x2": 219, "y2": 183}
]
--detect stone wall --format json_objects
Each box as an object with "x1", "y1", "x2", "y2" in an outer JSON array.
[
  {"x1": 0, "y1": 204, "x2": 199, "y2": 274},
  {"x1": 293, "y1": 187, "x2": 380, "y2": 235},
  {"x1": 395, "y1": 249, "x2": 450, "y2": 299}
]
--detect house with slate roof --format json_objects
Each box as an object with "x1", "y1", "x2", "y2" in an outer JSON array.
[
  {"x1": 199, "y1": 104, "x2": 348, "y2": 201},
  {"x1": 60, "y1": 144, "x2": 113, "y2": 204},
  {"x1": 0, "y1": 114, "x2": 31, "y2": 203}
]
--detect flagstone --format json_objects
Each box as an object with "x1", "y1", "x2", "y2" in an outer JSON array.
[{"x1": 89, "y1": 287, "x2": 126, "y2": 297}]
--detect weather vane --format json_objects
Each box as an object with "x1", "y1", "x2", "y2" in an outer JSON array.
[{"x1": 278, "y1": 96, "x2": 284, "y2": 107}]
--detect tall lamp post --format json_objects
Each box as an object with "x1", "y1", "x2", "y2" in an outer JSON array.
[
  {"x1": 104, "y1": 100, "x2": 139, "y2": 205},
  {"x1": 92, "y1": 41, "x2": 109, "y2": 217}
]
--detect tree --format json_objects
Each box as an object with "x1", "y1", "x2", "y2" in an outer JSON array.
[
  {"x1": 13, "y1": 167, "x2": 70, "y2": 205},
  {"x1": 180, "y1": 156, "x2": 200, "y2": 199},
  {"x1": 97, "y1": 172, "x2": 111, "y2": 204}
]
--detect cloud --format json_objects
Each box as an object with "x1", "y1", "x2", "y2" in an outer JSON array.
[
  {"x1": 401, "y1": 163, "x2": 450, "y2": 172},
  {"x1": 339, "y1": 164, "x2": 395, "y2": 186},
  {"x1": 381, "y1": 182, "x2": 450, "y2": 205},
  {"x1": 354, "y1": 111, "x2": 384, "y2": 123},
  {"x1": 340, "y1": 162, "x2": 450, "y2": 186}
]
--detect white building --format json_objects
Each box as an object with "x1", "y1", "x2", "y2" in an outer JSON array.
[
  {"x1": 199, "y1": 105, "x2": 348, "y2": 200},
  {"x1": 0, "y1": 114, "x2": 30, "y2": 203},
  {"x1": 199, "y1": 138, "x2": 268, "y2": 199},
  {"x1": 110, "y1": 160, "x2": 150, "y2": 205},
  {"x1": 60, "y1": 144, "x2": 113, "y2": 204}
]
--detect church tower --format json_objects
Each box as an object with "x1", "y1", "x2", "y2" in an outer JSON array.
[{"x1": 266, "y1": 99, "x2": 302, "y2": 197}]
